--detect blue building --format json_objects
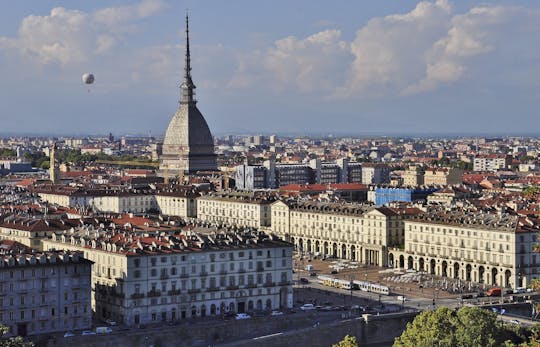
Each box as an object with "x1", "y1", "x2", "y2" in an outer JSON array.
[{"x1": 375, "y1": 187, "x2": 439, "y2": 206}]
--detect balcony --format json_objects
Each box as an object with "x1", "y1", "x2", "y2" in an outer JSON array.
[
  {"x1": 167, "y1": 289, "x2": 181, "y2": 296},
  {"x1": 160, "y1": 273, "x2": 169, "y2": 280},
  {"x1": 219, "y1": 270, "x2": 228, "y2": 275},
  {"x1": 180, "y1": 273, "x2": 189, "y2": 279},
  {"x1": 200, "y1": 271, "x2": 208, "y2": 277},
  {"x1": 226, "y1": 285, "x2": 239, "y2": 290},
  {"x1": 130, "y1": 293, "x2": 145, "y2": 299},
  {"x1": 256, "y1": 267, "x2": 264, "y2": 272},
  {"x1": 246, "y1": 283, "x2": 257, "y2": 289},
  {"x1": 206, "y1": 287, "x2": 220, "y2": 292},
  {"x1": 147, "y1": 290, "x2": 161, "y2": 298},
  {"x1": 263, "y1": 282, "x2": 276, "y2": 287},
  {"x1": 238, "y1": 269, "x2": 246, "y2": 274},
  {"x1": 187, "y1": 289, "x2": 201, "y2": 294},
  {"x1": 278, "y1": 281, "x2": 292, "y2": 286}
]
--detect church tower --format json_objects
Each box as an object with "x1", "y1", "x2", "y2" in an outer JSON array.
[
  {"x1": 49, "y1": 143, "x2": 58, "y2": 184},
  {"x1": 159, "y1": 15, "x2": 217, "y2": 177}
]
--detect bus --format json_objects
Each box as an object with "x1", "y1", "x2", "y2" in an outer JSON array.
[{"x1": 352, "y1": 280, "x2": 391, "y2": 295}]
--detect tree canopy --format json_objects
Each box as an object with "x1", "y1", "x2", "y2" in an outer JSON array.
[
  {"x1": 394, "y1": 307, "x2": 524, "y2": 347},
  {"x1": 0, "y1": 324, "x2": 34, "y2": 347},
  {"x1": 333, "y1": 335, "x2": 359, "y2": 347}
]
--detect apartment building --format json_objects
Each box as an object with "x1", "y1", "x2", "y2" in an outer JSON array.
[
  {"x1": 272, "y1": 200, "x2": 411, "y2": 266},
  {"x1": 154, "y1": 190, "x2": 199, "y2": 218},
  {"x1": 0, "y1": 241, "x2": 92, "y2": 337},
  {"x1": 197, "y1": 192, "x2": 276, "y2": 228},
  {"x1": 42, "y1": 225, "x2": 293, "y2": 326},
  {"x1": 0, "y1": 215, "x2": 75, "y2": 250},
  {"x1": 423, "y1": 167, "x2": 463, "y2": 186},
  {"x1": 388, "y1": 207, "x2": 539, "y2": 289},
  {"x1": 473, "y1": 154, "x2": 511, "y2": 172},
  {"x1": 402, "y1": 166, "x2": 424, "y2": 187}
]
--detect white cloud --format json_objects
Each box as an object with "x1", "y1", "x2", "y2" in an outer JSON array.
[{"x1": 0, "y1": 0, "x2": 164, "y2": 66}]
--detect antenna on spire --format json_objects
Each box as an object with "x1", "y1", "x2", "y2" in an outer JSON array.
[{"x1": 180, "y1": 11, "x2": 196, "y2": 105}]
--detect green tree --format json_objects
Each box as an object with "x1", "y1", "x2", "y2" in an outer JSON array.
[
  {"x1": 394, "y1": 307, "x2": 520, "y2": 347},
  {"x1": 333, "y1": 335, "x2": 359, "y2": 347},
  {"x1": 0, "y1": 324, "x2": 34, "y2": 347}
]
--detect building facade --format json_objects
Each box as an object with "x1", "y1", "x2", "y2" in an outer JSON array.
[
  {"x1": 42, "y1": 225, "x2": 293, "y2": 326},
  {"x1": 0, "y1": 244, "x2": 92, "y2": 337}
]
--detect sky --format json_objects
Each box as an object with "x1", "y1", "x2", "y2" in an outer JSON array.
[{"x1": 0, "y1": 0, "x2": 539, "y2": 137}]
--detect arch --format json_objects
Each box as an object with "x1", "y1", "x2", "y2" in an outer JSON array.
[
  {"x1": 399, "y1": 255, "x2": 405, "y2": 268},
  {"x1": 191, "y1": 305, "x2": 197, "y2": 317},
  {"x1": 351, "y1": 245, "x2": 356, "y2": 261},
  {"x1": 256, "y1": 299, "x2": 263, "y2": 311},
  {"x1": 442, "y1": 261, "x2": 448, "y2": 277},
  {"x1": 323, "y1": 242, "x2": 329, "y2": 256},
  {"x1": 418, "y1": 258, "x2": 425, "y2": 272},
  {"x1": 229, "y1": 302, "x2": 235, "y2": 313},
  {"x1": 315, "y1": 241, "x2": 320, "y2": 253},
  {"x1": 265, "y1": 299, "x2": 272, "y2": 310},
  {"x1": 332, "y1": 243, "x2": 338, "y2": 258},
  {"x1": 210, "y1": 304, "x2": 216, "y2": 315},
  {"x1": 220, "y1": 302, "x2": 226, "y2": 314},
  {"x1": 298, "y1": 238, "x2": 304, "y2": 253},
  {"x1": 504, "y1": 270, "x2": 511, "y2": 288},
  {"x1": 466, "y1": 264, "x2": 472, "y2": 282},
  {"x1": 248, "y1": 300, "x2": 254, "y2": 311},
  {"x1": 341, "y1": 244, "x2": 347, "y2": 259},
  {"x1": 307, "y1": 239, "x2": 312, "y2": 253},
  {"x1": 430, "y1": 259, "x2": 436, "y2": 275},
  {"x1": 453, "y1": 263, "x2": 460, "y2": 279},
  {"x1": 491, "y1": 268, "x2": 498, "y2": 286},
  {"x1": 407, "y1": 256, "x2": 413, "y2": 270},
  {"x1": 479, "y1": 266, "x2": 485, "y2": 283},
  {"x1": 201, "y1": 304, "x2": 206, "y2": 317},
  {"x1": 290, "y1": 237, "x2": 296, "y2": 250},
  {"x1": 388, "y1": 253, "x2": 394, "y2": 268}
]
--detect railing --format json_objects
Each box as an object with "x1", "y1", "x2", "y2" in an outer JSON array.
[
  {"x1": 206, "y1": 287, "x2": 220, "y2": 292},
  {"x1": 180, "y1": 273, "x2": 189, "y2": 278},
  {"x1": 160, "y1": 273, "x2": 169, "y2": 280},
  {"x1": 130, "y1": 293, "x2": 145, "y2": 299},
  {"x1": 200, "y1": 272, "x2": 208, "y2": 277},
  {"x1": 246, "y1": 283, "x2": 257, "y2": 289},
  {"x1": 226, "y1": 285, "x2": 239, "y2": 290},
  {"x1": 256, "y1": 267, "x2": 264, "y2": 272},
  {"x1": 263, "y1": 282, "x2": 276, "y2": 287},
  {"x1": 168, "y1": 289, "x2": 181, "y2": 296},
  {"x1": 187, "y1": 289, "x2": 201, "y2": 294},
  {"x1": 147, "y1": 290, "x2": 161, "y2": 298}
]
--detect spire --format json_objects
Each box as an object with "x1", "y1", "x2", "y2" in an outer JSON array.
[{"x1": 180, "y1": 13, "x2": 196, "y2": 104}]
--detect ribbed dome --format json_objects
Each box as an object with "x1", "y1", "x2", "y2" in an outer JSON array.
[{"x1": 162, "y1": 104, "x2": 214, "y2": 155}]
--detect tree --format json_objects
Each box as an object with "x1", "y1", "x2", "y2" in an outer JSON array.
[
  {"x1": 333, "y1": 335, "x2": 358, "y2": 347},
  {"x1": 0, "y1": 324, "x2": 34, "y2": 347},
  {"x1": 394, "y1": 307, "x2": 521, "y2": 347}
]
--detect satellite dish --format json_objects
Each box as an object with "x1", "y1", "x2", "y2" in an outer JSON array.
[{"x1": 82, "y1": 73, "x2": 95, "y2": 84}]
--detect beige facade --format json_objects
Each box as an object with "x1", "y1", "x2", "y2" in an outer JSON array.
[
  {"x1": 197, "y1": 193, "x2": 274, "y2": 228},
  {"x1": 42, "y1": 226, "x2": 293, "y2": 326},
  {"x1": 271, "y1": 200, "x2": 407, "y2": 266},
  {"x1": 402, "y1": 166, "x2": 424, "y2": 186},
  {"x1": 155, "y1": 192, "x2": 198, "y2": 218},
  {"x1": 0, "y1": 248, "x2": 92, "y2": 337},
  {"x1": 388, "y1": 211, "x2": 538, "y2": 289},
  {"x1": 423, "y1": 167, "x2": 463, "y2": 186}
]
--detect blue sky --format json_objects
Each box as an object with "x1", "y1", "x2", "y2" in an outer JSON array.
[{"x1": 0, "y1": 0, "x2": 539, "y2": 137}]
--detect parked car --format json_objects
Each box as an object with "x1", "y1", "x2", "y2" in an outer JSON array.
[
  {"x1": 300, "y1": 278, "x2": 309, "y2": 284},
  {"x1": 271, "y1": 310, "x2": 284, "y2": 316},
  {"x1": 82, "y1": 330, "x2": 96, "y2": 336},
  {"x1": 300, "y1": 304, "x2": 316, "y2": 311},
  {"x1": 309, "y1": 272, "x2": 317, "y2": 277},
  {"x1": 330, "y1": 270, "x2": 338, "y2": 275},
  {"x1": 235, "y1": 313, "x2": 251, "y2": 320},
  {"x1": 105, "y1": 318, "x2": 117, "y2": 326},
  {"x1": 96, "y1": 326, "x2": 113, "y2": 334},
  {"x1": 63, "y1": 332, "x2": 75, "y2": 338}
]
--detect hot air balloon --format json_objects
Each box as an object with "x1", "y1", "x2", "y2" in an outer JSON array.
[{"x1": 82, "y1": 73, "x2": 95, "y2": 84}]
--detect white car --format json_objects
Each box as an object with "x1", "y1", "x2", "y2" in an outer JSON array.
[
  {"x1": 271, "y1": 310, "x2": 284, "y2": 316},
  {"x1": 105, "y1": 319, "x2": 117, "y2": 326},
  {"x1": 63, "y1": 332, "x2": 75, "y2": 338},
  {"x1": 82, "y1": 330, "x2": 96, "y2": 336},
  {"x1": 509, "y1": 319, "x2": 520, "y2": 325},
  {"x1": 300, "y1": 304, "x2": 316, "y2": 311},
  {"x1": 235, "y1": 313, "x2": 251, "y2": 320}
]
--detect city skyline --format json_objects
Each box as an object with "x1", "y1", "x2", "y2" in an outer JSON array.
[{"x1": 1, "y1": 0, "x2": 539, "y2": 136}]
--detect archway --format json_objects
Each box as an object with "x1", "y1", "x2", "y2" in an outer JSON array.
[
  {"x1": 430, "y1": 259, "x2": 436, "y2": 275},
  {"x1": 332, "y1": 243, "x2": 338, "y2": 258},
  {"x1": 466, "y1": 264, "x2": 472, "y2": 282},
  {"x1": 399, "y1": 255, "x2": 405, "y2": 268},
  {"x1": 315, "y1": 241, "x2": 320, "y2": 253},
  {"x1": 341, "y1": 244, "x2": 347, "y2": 259},
  {"x1": 220, "y1": 302, "x2": 226, "y2": 315},
  {"x1": 442, "y1": 261, "x2": 448, "y2": 277},
  {"x1": 191, "y1": 305, "x2": 197, "y2": 317},
  {"x1": 351, "y1": 246, "x2": 356, "y2": 261},
  {"x1": 201, "y1": 304, "x2": 206, "y2": 317},
  {"x1": 290, "y1": 237, "x2": 296, "y2": 251},
  {"x1": 407, "y1": 256, "x2": 413, "y2": 270},
  {"x1": 298, "y1": 238, "x2": 304, "y2": 253},
  {"x1": 229, "y1": 302, "x2": 235, "y2": 313},
  {"x1": 248, "y1": 300, "x2": 254, "y2": 311},
  {"x1": 491, "y1": 268, "x2": 498, "y2": 286},
  {"x1": 210, "y1": 304, "x2": 216, "y2": 315},
  {"x1": 453, "y1": 263, "x2": 460, "y2": 279},
  {"x1": 265, "y1": 299, "x2": 272, "y2": 310},
  {"x1": 307, "y1": 240, "x2": 312, "y2": 254},
  {"x1": 388, "y1": 253, "x2": 394, "y2": 268},
  {"x1": 256, "y1": 299, "x2": 262, "y2": 311},
  {"x1": 505, "y1": 270, "x2": 511, "y2": 287},
  {"x1": 419, "y1": 258, "x2": 425, "y2": 272},
  {"x1": 324, "y1": 242, "x2": 329, "y2": 256},
  {"x1": 479, "y1": 266, "x2": 485, "y2": 283}
]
